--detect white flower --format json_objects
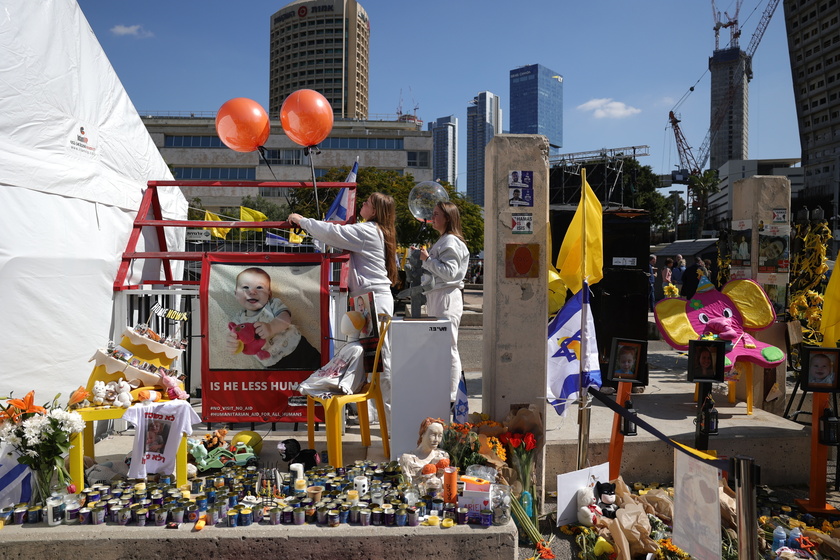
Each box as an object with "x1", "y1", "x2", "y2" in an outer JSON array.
[{"x1": 48, "y1": 408, "x2": 84, "y2": 433}]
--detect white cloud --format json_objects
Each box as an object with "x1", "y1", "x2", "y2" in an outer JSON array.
[
  {"x1": 576, "y1": 98, "x2": 641, "y2": 119},
  {"x1": 110, "y1": 24, "x2": 154, "y2": 38}
]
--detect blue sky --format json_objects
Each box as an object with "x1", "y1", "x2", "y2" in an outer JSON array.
[{"x1": 76, "y1": 0, "x2": 799, "y2": 195}]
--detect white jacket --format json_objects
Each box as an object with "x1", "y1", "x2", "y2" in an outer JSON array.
[
  {"x1": 298, "y1": 218, "x2": 392, "y2": 297},
  {"x1": 422, "y1": 233, "x2": 470, "y2": 292}
]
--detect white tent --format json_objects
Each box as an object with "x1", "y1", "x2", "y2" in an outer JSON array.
[{"x1": 0, "y1": 0, "x2": 187, "y2": 401}]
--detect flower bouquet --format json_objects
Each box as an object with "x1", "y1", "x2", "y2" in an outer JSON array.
[
  {"x1": 439, "y1": 421, "x2": 487, "y2": 470},
  {"x1": 0, "y1": 389, "x2": 87, "y2": 503}
]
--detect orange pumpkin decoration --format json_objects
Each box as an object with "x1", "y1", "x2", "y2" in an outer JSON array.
[
  {"x1": 421, "y1": 463, "x2": 437, "y2": 475},
  {"x1": 435, "y1": 458, "x2": 450, "y2": 470}
]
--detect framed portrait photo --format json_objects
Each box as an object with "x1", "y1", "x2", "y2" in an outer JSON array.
[
  {"x1": 606, "y1": 338, "x2": 648, "y2": 385},
  {"x1": 801, "y1": 346, "x2": 840, "y2": 393},
  {"x1": 687, "y1": 340, "x2": 726, "y2": 383}
]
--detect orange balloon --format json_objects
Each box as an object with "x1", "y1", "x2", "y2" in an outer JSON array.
[
  {"x1": 280, "y1": 89, "x2": 334, "y2": 147},
  {"x1": 215, "y1": 98, "x2": 270, "y2": 152}
]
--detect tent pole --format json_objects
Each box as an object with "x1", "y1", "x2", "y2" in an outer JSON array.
[{"x1": 577, "y1": 167, "x2": 590, "y2": 470}]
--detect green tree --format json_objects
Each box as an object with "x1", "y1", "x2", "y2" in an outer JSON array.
[
  {"x1": 688, "y1": 169, "x2": 720, "y2": 236},
  {"x1": 287, "y1": 166, "x2": 484, "y2": 254}
]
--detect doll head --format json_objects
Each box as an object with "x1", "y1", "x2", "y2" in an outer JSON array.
[{"x1": 340, "y1": 310, "x2": 366, "y2": 339}]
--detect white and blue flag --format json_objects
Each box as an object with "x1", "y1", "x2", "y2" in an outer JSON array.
[
  {"x1": 0, "y1": 443, "x2": 32, "y2": 508},
  {"x1": 546, "y1": 281, "x2": 602, "y2": 416},
  {"x1": 266, "y1": 232, "x2": 293, "y2": 247},
  {"x1": 453, "y1": 372, "x2": 469, "y2": 423},
  {"x1": 324, "y1": 159, "x2": 358, "y2": 223}
]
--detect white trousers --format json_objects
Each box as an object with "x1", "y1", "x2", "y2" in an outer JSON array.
[{"x1": 425, "y1": 288, "x2": 463, "y2": 400}]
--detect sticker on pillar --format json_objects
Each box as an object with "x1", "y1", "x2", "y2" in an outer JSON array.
[
  {"x1": 730, "y1": 219, "x2": 752, "y2": 267},
  {"x1": 505, "y1": 244, "x2": 539, "y2": 278},
  {"x1": 511, "y1": 213, "x2": 533, "y2": 234},
  {"x1": 757, "y1": 224, "x2": 790, "y2": 273},
  {"x1": 508, "y1": 171, "x2": 533, "y2": 207},
  {"x1": 772, "y1": 208, "x2": 787, "y2": 223}
]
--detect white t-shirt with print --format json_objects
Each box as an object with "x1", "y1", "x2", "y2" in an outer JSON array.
[{"x1": 123, "y1": 400, "x2": 200, "y2": 478}]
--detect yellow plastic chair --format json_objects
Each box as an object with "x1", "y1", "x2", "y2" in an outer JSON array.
[{"x1": 307, "y1": 314, "x2": 391, "y2": 467}]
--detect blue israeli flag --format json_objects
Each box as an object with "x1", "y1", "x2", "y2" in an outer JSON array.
[
  {"x1": 324, "y1": 159, "x2": 358, "y2": 223},
  {"x1": 453, "y1": 372, "x2": 469, "y2": 423},
  {"x1": 546, "y1": 281, "x2": 602, "y2": 416}
]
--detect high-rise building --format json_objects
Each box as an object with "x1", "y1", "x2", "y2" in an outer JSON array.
[
  {"x1": 783, "y1": 0, "x2": 840, "y2": 220},
  {"x1": 708, "y1": 47, "x2": 750, "y2": 170},
  {"x1": 428, "y1": 116, "x2": 458, "y2": 187},
  {"x1": 466, "y1": 92, "x2": 502, "y2": 206},
  {"x1": 269, "y1": 0, "x2": 370, "y2": 119},
  {"x1": 509, "y1": 64, "x2": 563, "y2": 154}
]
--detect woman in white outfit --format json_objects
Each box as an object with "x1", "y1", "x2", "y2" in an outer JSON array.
[
  {"x1": 419, "y1": 201, "x2": 470, "y2": 403},
  {"x1": 288, "y1": 192, "x2": 399, "y2": 417}
]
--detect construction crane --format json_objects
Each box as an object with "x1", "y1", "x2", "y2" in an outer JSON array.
[{"x1": 670, "y1": 0, "x2": 781, "y2": 185}]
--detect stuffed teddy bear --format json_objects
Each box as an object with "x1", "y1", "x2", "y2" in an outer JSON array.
[
  {"x1": 595, "y1": 481, "x2": 618, "y2": 519},
  {"x1": 91, "y1": 380, "x2": 107, "y2": 406},
  {"x1": 158, "y1": 372, "x2": 188, "y2": 400},
  {"x1": 114, "y1": 379, "x2": 133, "y2": 408},
  {"x1": 577, "y1": 486, "x2": 602, "y2": 526},
  {"x1": 202, "y1": 428, "x2": 228, "y2": 452},
  {"x1": 228, "y1": 322, "x2": 271, "y2": 360}
]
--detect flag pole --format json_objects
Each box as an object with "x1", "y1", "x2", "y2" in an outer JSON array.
[{"x1": 576, "y1": 168, "x2": 591, "y2": 470}]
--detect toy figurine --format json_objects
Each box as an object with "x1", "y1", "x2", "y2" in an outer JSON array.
[
  {"x1": 398, "y1": 417, "x2": 450, "y2": 484},
  {"x1": 595, "y1": 481, "x2": 618, "y2": 519}
]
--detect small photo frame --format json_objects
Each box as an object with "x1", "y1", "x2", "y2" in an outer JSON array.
[
  {"x1": 687, "y1": 340, "x2": 726, "y2": 383},
  {"x1": 129, "y1": 358, "x2": 141, "y2": 368},
  {"x1": 349, "y1": 291, "x2": 379, "y2": 340},
  {"x1": 801, "y1": 346, "x2": 840, "y2": 393},
  {"x1": 606, "y1": 338, "x2": 648, "y2": 385}
]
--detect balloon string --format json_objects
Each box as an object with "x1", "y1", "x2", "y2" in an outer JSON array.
[
  {"x1": 258, "y1": 145, "x2": 302, "y2": 235},
  {"x1": 306, "y1": 146, "x2": 321, "y2": 219}
]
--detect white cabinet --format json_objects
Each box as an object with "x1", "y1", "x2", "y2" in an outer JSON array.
[{"x1": 388, "y1": 318, "x2": 452, "y2": 459}]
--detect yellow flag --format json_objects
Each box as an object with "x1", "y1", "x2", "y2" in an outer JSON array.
[
  {"x1": 556, "y1": 168, "x2": 603, "y2": 294},
  {"x1": 289, "y1": 230, "x2": 304, "y2": 244},
  {"x1": 203, "y1": 211, "x2": 230, "y2": 239},
  {"x1": 821, "y1": 265, "x2": 840, "y2": 348},
  {"x1": 240, "y1": 206, "x2": 267, "y2": 231}
]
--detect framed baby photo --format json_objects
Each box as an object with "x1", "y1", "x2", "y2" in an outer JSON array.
[
  {"x1": 801, "y1": 346, "x2": 840, "y2": 393},
  {"x1": 687, "y1": 340, "x2": 726, "y2": 383},
  {"x1": 606, "y1": 338, "x2": 648, "y2": 385}
]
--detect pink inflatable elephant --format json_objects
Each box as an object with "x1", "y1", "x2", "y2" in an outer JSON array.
[
  {"x1": 228, "y1": 322, "x2": 271, "y2": 361},
  {"x1": 654, "y1": 275, "x2": 786, "y2": 373}
]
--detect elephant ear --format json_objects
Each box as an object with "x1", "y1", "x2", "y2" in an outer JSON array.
[
  {"x1": 722, "y1": 279, "x2": 776, "y2": 330},
  {"x1": 654, "y1": 298, "x2": 695, "y2": 349}
]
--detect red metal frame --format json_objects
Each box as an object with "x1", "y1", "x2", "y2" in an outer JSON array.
[{"x1": 114, "y1": 180, "x2": 357, "y2": 290}]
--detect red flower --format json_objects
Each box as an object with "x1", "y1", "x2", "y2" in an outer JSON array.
[
  {"x1": 498, "y1": 432, "x2": 510, "y2": 446},
  {"x1": 509, "y1": 434, "x2": 523, "y2": 449},
  {"x1": 524, "y1": 432, "x2": 536, "y2": 451}
]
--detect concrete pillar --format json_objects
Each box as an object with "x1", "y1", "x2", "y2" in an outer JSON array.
[
  {"x1": 731, "y1": 175, "x2": 791, "y2": 410},
  {"x1": 482, "y1": 134, "x2": 550, "y2": 498}
]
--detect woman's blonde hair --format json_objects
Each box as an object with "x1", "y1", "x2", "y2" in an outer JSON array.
[
  {"x1": 435, "y1": 201, "x2": 466, "y2": 244},
  {"x1": 365, "y1": 192, "x2": 399, "y2": 286}
]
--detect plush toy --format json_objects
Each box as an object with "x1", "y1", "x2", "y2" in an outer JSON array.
[
  {"x1": 159, "y1": 372, "x2": 188, "y2": 400},
  {"x1": 114, "y1": 379, "x2": 133, "y2": 408},
  {"x1": 595, "y1": 481, "x2": 618, "y2": 519},
  {"x1": 91, "y1": 380, "x2": 107, "y2": 406},
  {"x1": 203, "y1": 428, "x2": 228, "y2": 452},
  {"x1": 576, "y1": 486, "x2": 602, "y2": 526},
  {"x1": 228, "y1": 322, "x2": 271, "y2": 360},
  {"x1": 655, "y1": 275, "x2": 786, "y2": 378},
  {"x1": 278, "y1": 438, "x2": 320, "y2": 471},
  {"x1": 188, "y1": 438, "x2": 210, "y2": 470}
]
